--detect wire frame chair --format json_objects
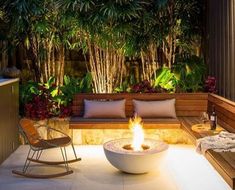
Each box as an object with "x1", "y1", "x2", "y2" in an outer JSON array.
[{"x1": 12, "y1": 118, "x2": 81, "y2": 178}]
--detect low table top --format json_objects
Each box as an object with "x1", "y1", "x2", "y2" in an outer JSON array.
[{"x1": 191, "y1": 123, "x2": 224, "y2": 137}]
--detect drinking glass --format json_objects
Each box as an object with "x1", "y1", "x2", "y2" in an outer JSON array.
[{"x1": 200, "y1": 112, "x2": 209, "y2": 124}]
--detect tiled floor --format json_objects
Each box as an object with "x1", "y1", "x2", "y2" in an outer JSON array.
[{"x1": 0, "y1": 145, "x2": 231, "y2": 190}]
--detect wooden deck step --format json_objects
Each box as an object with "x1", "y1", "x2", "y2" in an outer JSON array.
[{"x1": 179, "y1": 116, "x2": 235, "y2": 189}]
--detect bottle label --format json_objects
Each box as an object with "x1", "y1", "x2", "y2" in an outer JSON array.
[{"x1": 210, "y1": 116, "x2": 215, "y2": 121}]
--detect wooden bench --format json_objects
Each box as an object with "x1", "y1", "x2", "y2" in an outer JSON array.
[
  {"x1": 179, "y1": 93, "x2": 235, "y2": 189},
  {"x1": 69, "y1": 92, "x2": 235, "y2": 189},
  {"x1": 70, "y1": 93, "x2": 208, "y2": 129}
]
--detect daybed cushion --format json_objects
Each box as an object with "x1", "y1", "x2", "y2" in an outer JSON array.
[
  {"x1": 83, "y1": 99, "x2": 126, "y2": 118},
  {"x1": 133, "y1": 99, "x2": 177, "y2": 118}
]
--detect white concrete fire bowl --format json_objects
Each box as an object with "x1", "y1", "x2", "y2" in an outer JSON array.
[{"x1": 103, "y1": 138, "x2": 169, "y2": 174}]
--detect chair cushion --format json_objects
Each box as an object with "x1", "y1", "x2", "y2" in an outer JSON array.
[
  {"x1": 20, "y1": 118, "x2": 41, "y2": 145},
  {"x1": 83, "y1": 99, "x2": 126, "y2": 118},
  {"x1": 133, "y1": 99, "x2": 177, "y2": 118}
]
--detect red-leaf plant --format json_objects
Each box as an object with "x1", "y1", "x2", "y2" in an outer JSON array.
[{"x1": 24, "y1": 83, "x2": 72, "y2": 120}]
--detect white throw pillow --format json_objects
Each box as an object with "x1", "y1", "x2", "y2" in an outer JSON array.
[
  {"x1": 133, "y1": 99, "x2": 176, "y2": 118},
  {"x1": 83, "y1": 99, "x2": 126, "y2": 118}
]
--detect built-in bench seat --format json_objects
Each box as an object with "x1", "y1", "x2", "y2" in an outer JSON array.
[
  {"x1": 70, "y1": 93, "x2": 208, "y2": 129},
  {"x1": 70, "y1": 117, "x2": 181, "y2": 129},
  {"x1": 69, "y1": 93, "x2": 235, "y2": 189},
  {"x1": 179, "y1": 115, "x2": 235, "y2": 189}
]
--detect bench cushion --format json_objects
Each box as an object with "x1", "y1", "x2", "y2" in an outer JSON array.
[
  {"x1": 133, "y1": 99, "x2": 176, "y2": 118},
  {"x1": 83, "y1": 99, "x2": 126, "y2": 118}
]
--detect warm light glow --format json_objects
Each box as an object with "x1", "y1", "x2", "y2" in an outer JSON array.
[{"x1": 129, "y1": 115, "x2": 144, "y2": 151}]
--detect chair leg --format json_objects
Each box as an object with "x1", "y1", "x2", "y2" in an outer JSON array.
[
  {"x1": 64, "y1": 147, "x2": 69, "y2": 169},
  {"x1": 23, "y1": 148, "x2": 36, "y2": 173},
  {"x1": 71, "y1": 144, "x2": 78, "y2": 160},
  {"x1": 60, "y1": 147, "x2": 69, "y2": 172},
  {"x1": 36, "y1": 150, "x2": 43, "y2": 160}
]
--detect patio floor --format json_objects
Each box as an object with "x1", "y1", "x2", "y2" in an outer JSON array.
[{"x1": 0, "y1": 145, "x2": 231, "y2": 190}]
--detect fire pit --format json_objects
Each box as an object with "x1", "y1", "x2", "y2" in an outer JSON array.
[{"x1": 103, "y1": 116, "x2": 169, "y2": 174}]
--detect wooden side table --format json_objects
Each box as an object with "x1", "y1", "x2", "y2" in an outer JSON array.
[{"x1": 191, "y1": 123, "x2": 224, "y2": 137}]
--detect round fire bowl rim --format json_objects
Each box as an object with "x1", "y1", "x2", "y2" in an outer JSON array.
[{"x1": 103, "y1": 138, "x2": 169, "y2": 155}]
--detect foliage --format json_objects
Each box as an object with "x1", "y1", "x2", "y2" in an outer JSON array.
[
  {"x1": 0, "y1": 0, "x2": 83, "y2": 84},
  {"x1": 24, "y1": 88, "x2": 54, "y2": 120},
  {"x1": 154, "y1": 67, "x2": 177, "y2": 92},
  {"x1": 173, "y1": 55, "x2": 206, "y2": 92},
  {"x1": 204, "y1": 76, "x2": 217, "y2": 93},
  {"x1": 114, "y1": 73, "x2": 136, "y2": 93},
  {"x1": 20, "y1": 74, "x2": 92, "y2": 119},
  {"x1": 116, "y1": 55, "x2": 207, "y2": 93},
  {"x1": 21, "y1": 78, "x2": 58, "y2": 120},
  {"x1": 131, "y1": 80, "x2": 157, "y2": 93},
  {"x1": 57, "y1": 73, "x2": 92, "y2": 105},
  {"x1": 1, "y1": 0, "x2": 205, "y2": 93}
]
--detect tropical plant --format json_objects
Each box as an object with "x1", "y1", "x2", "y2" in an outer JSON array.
[
  {"x1": 1, "y1": 0, "x2": 45, "y2": 81},
  {"x1": 1, "y1": 0, "x2": 83, "y2": 85},
  {"x1": 173, "y1": 55, "x2": 206, "y2": 92},
  {"x1": 1, "y1": 0, "x2": 205, "y2": 92},
  {"x1": 154, "y1": 67, "x2": 177, "y2": 92},
  {"x1": 22, "y1": 79, "x2": 57, "y2": 120},
  {"x1": 59, "y1": 0, "x2": 163, "y2": 93},
  {"x1": 20, "y1": 74, "x2": 92, "y2": 119},
  {"x1": 57, "y1": 73, "x2": 92, "y2": 106},
  {"x1": 126, "y1": 0, "x2": 204, "y2": 82},
  {"x1": 20, "y1": 77, "x2": 58, "y2": 119}
]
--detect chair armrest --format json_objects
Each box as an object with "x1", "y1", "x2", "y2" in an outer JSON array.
[{"x1": 37, "y1": 125, "x2": 69, "y2": 138}]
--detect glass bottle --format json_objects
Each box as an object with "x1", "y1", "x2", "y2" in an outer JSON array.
[{"x1": 210, "y1": 105, "x2": 217, "y2": 130}]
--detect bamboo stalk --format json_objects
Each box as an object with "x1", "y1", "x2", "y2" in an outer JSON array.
[
  {"x1": 86, "y1": 36, "x2": 125, "y2": 93},
  {"x1": 59, "y1": 46, "x2": 65, "y2": 86},
  {"x1": 172, "y1": 33, "x2": 177, "y2": 65},
  {"x1": 47, "y1": 42, "x2": 52, "y2": 79},
  {"x1": 52, "y1": 46, "x2": 55, "y2": 78}
]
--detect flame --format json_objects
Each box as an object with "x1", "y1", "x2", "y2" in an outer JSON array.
[{"x1": 129, "y1": 115, "x2": 144, "y2": 151}]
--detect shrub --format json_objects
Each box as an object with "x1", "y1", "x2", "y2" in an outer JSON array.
[
  {"x1": 173, "y1": 56, "x2": 206, "y2": 92},
  {"x1": 131, "y1": 80, "x2": 157, "y2": 93},
  {"x1": 20, "y1": 74, "x2": 92, "y2": 120},
  {"x1": 204, "y1": 76, "x2": 217, "y2": 93}
]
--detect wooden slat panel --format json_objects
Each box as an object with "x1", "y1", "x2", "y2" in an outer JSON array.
[
  {"x1": 208, "y1": 94, "x2": 235, "y2": 132},
  {"x1": 209, "y1": 94, "x2": 235, "y2": 114},
  {"x1": 0, "y1": 81, "x2": 19, "y2": 164},
  {"x1": 216, "y1": 111, "x2": 235, "y2": 128},
  {"x1": 73, "y1": 93, "x2": 208, "y2": 101},
  {"x1": 217, "y1": 119, "x2": 235, "y2": 133}
]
